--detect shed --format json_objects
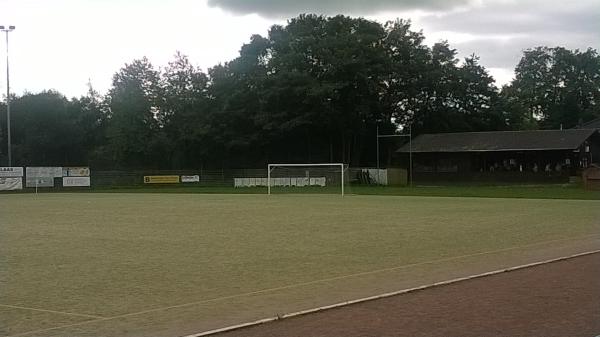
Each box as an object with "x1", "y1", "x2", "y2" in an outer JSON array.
[
  {"x1": 578, "y1": 117, "x2": 600, "y2": 130},
  {"x1": 397, "y1": 129, "x2": 600, "y2": 183},
  {"x1": 582, "y1": 165, "x2": 600, "y2": 190}
]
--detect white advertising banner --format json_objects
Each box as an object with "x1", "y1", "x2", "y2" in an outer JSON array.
[
  {"x1": 62, "y1": 167, "x2": 90, "y2": 177},
  {"x1": 26, "y1": 167, "x2": 63, "y2": 178},
  {"x1": 310, "y1": 177, "x2": 326, "y2": 187},
  {"x1": 0, "y1": 167, "x2": 24, "y2": 177},
  {"x1": 181, "y1": 175, "x2": 200, "y2": 183},
  {"x1": 63, "y1": 177, "x2": 91, "y2": 187},
  {"x1": 0, "y1": 177, "x2": 23, "y2": 191},
  {"x1": 25, "y1": 177, "x2": 54, "y2": 188},
  {"x1": 234, "y1": 177, "x2": 326, "y2": 188}
]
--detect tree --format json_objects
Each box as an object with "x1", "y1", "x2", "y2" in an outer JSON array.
[
  {"x1": 160, "y1": 52, "x2": 210, "y2": 168},
  {"x1": 204, "y1": 34, "x2": 270, "y2": 167},
  {"x1": 6, "y1": 91, "x2": 83, "y2": 165},
  {"x1": 70, "y1": 83, "x2": 110, "y2": 166},
  {"x1": 505, "y1": 46, "x2": 600, "y2": 129},
  {"x1": 454, "y1": 55, "x2": 505, "y2": 131},
  {"x1": 106, "y1": 57, "x2": 165, "y2": 168},
  {"x1": 388, "y1": 37, "x2": 508, "y2": 135},
  {"x1": 495, "y1": 85, "x2": 537, "y2": 130},
  {"x1": 381, "y1": 19, "x2": 429, "y2": 128},
  {"x1": 262, "y1": 15, "x2": 389, "y2": 165},
  {"x1": 10, "y1": 15, "x2": 598, "y2": 171}
]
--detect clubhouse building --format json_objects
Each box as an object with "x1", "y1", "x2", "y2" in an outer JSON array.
[{"x1": 397, "y1": 128, "x2": 600, "y2": 184}]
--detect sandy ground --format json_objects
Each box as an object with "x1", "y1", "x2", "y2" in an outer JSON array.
[{"x1": 217, "y1": 253, "x2": 600, "y2": 337}]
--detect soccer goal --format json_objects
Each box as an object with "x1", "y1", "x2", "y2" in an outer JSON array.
[{"x1": 267, "y1": 163, "x2": 347, "y2": 196}]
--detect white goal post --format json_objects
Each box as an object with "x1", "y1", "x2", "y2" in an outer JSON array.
[{"x1": 267, "y1": 163, "x2": 347, "y2": 196}]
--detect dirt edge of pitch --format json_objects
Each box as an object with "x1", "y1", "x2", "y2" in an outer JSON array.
[{"x1": 182, "y1": 249, "x2": 600, "y2": 337}]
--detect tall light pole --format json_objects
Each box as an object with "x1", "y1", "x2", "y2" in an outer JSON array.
[
  {"x1": 376, "y1": 123, "x2": 412, "y2": 186},
  {"x1": 1, "y1": 25, "x2": 15, "y2": 166},
  {"x1": 376, "y1": 120, "x2": 380, "y2": 177}
]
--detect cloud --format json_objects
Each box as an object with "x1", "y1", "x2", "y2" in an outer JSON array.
[
  {"x1": 207, "y1": 0, "x2": 474, "y2": 17},
  {"x1": 0, "y1": 0, "x2": 276, "y2": 97},
  {"x1": 412, "y1": 0, "x2": 600, "y2": 84},
  {"x1": 206, "y1": 0, "x2": 599, "y2": 86},
  {"x1": 423, "y1": 0, "x2": 600, "y2": 37},
  {"x1": 2, "y1": 0, "x2": 598, "y2": 95}
]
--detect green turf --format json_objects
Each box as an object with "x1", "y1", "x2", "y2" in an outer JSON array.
[
  {"x1": 1, "y1": 193, "x2": 599, "y2": 336},
  {"x1": 18, "y1": 183, "x2": 600, "y2": 200},
  {"x1": 106, "y1": 184, "x2": 599, "y2": 200},
  {"x1": 354, "y1": 185, "x2": 600, "y2": 200}
]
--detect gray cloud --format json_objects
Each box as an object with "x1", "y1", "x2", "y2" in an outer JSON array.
[
  {"x1": 424, "y1": 0, "x2": 600, "y2": 37},
  {"x1": 453, "y1": 38, "x2": 541, "y2": 69},
  {"x1": 414, "y1": 0, "x2": 600, "y2": 82},
  {"x1": 206, "y1": 0, "x2": 599, "y2": 85},
  {"x1": 207, "y1": 0, "x2": 473, "y2": 17},
  {"x1": 452, "y1": 31, "x2": 599, "y2": 70}
]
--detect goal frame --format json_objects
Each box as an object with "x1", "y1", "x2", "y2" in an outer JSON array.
[{"x1": 267, "y1": 163, "x2": 346, "y2": 196}]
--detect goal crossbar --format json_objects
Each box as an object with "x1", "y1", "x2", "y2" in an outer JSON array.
[{"x1": 267, "y1": 163, "x2": 346, "y2": 196}]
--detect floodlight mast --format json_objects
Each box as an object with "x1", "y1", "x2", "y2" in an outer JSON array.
[
  {"x1": 376, "y1": 122, "x2": 412, "y2": 186},
  {"x1": 1, "y1": 25, "x2": 15, "y2": 166}
]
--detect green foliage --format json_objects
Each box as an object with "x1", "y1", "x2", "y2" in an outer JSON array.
[
  {"x1": 160, "y1": 52, "x2": 210, "y2": 168},
  {"x1": 503, "y1": 46, "x2": 600, "y2": 129},
  {"x1": 85, "y1": 184, "x2": 600, "y2": 200},
  {"x1": 2, "y1": 15, "x2": 598, "y2": 169},
  {"x1": 106, "y1": 57, "x2": 164, "y2": 168},
  {"x1": 2, "y1": 90, "x2": 99, "y2": 166}
]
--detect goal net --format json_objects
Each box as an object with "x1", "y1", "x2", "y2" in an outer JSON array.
[{"x1": 267, "y1": 163, "x2": 348, "y2": 196}]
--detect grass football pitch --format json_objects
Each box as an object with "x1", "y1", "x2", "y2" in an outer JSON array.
[{"x1": 1, "y1": 192, "x2": 599, "y2": 337}]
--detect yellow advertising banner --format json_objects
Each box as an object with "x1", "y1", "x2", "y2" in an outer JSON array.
[{"x1": 143, "y1": 176, "x2": 180, "y2": 184}]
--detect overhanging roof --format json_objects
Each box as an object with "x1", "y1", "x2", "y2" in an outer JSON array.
[
  {"x1": 579, "y1": 117, "x2": 600, "y2": 129},
  {"x1": 397, "y1": 129, "x2": 597, "y2": 153}
]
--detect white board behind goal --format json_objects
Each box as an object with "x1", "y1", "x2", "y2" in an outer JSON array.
[{"x1": 267, "y1": 163, "x2": 346, "y2": 196}]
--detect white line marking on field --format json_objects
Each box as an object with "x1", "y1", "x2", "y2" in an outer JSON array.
[
  {"x1": 0, "y1": 303, "x2": 105, "y2": 319},
  {"x1": 7, "y1": 234, "x2": 600, "y2": 337},
  {"x1": 183, "y1": 249, "x2": 600, "y2": 337}
]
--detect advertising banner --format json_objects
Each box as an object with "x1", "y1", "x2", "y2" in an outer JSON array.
[
  {"x1": 0, "y1": 177, "x2": 23, "y2": 191},
  {"x1": 181, "y1": 175, "x2": 200, "y2": 183},
  {"x1": 62, "y1": 167, "x2": 90, "y2": 177},
  {"x1": 26, "y1": 167, "x2": 63, "y2": 178},
  {"x1": 63, "y1": 177, "x2": 91, "y2": 187},
  {"x1": 144, "y1": 176, "x2": 180, "y2": 184},
  {"x1": 310, "y1": 177, "x2": 326, "y2": 187},
  {"x1": 0, "y1": 167, "x2": 24, "y2": 177},
  {"x1": 26, "y1": 177, "x2": 54, "y2": 188}
]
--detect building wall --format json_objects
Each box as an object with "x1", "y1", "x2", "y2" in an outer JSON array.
[
  {"x1": 395, "y1": 131, "x2": 600, "y2": 184},
  {"x1": 588, "y1": 132, "x2": 600, "y2": 165},
  {"x1": 405, "y1": 150, "x2": 574, "y2": 184}
]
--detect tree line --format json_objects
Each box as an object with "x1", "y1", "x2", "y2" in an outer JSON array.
[{"x1": 1, "y1": 15, "x2": 599, "y2": 169}]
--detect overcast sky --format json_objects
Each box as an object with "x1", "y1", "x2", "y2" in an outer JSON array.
[{"x1": 0, "y1": 0, "x2": 598, "y2": 98}]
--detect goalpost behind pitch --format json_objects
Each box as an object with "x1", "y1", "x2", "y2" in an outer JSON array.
[{"x1": 267, "y1": 163, "x2": 346, "y2": 196}]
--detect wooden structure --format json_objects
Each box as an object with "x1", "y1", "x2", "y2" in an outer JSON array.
[
  {"x1": 582, "y1": 165, "x2": 600, "y2": 190},
  {"x1": 397, "y1": 129, "x2": 600, "y2": 184},
  {"x1": 577, "y1": 117, "x2": 600, "y2": 130}
]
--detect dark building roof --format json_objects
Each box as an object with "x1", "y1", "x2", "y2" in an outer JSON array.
[
  {"x1": 579, "y1": 117, "x2": 600, "y2": 129},
  {"x1": 397, "y1": 129, "x2": 597, "y2": 153}
]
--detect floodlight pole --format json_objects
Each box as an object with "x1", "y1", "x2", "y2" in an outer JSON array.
[
  {"x1": 409, "y1": 124, "x2": 412, "y2": 186},
  {"x1": 377, "y1": 124, "x2": 413, "y2": 186},
  {"x1": 1, "y1": 25, "x2": 15, "y2": 166},
  {"x1": 376, "y1": 122, "x2": 380, "y2": 183}
]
